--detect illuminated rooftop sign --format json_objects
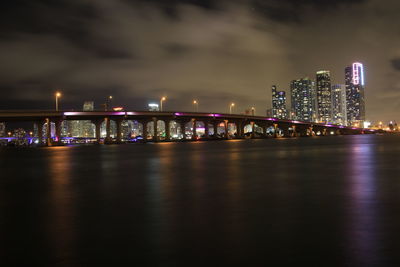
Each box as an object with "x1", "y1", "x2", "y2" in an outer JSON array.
[{"x1": 352, "y1": 62, "x2": 364, "y2": 86}]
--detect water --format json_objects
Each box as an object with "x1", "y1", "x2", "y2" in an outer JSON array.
[{"x1": 1, "y1": 135, "x2": 400, "y2": 266}]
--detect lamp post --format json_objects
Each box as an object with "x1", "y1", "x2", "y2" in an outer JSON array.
[
  {"x1": 193, "y1": 100, "x2": 198, "y2": 112},
  {"x1": 107, "y1": 95, "x2": 113, "y2": 111},
  {"x1": 251, "y1": 106, "x2": 255, "y2": 116},
  {"x1": 160, "y1": 96, "x2": 166, "y2": 111},
  {"x1": 55, "y1": 92, "x2": 61, "y2": 111},
  {"x1": 229, "y1": 103, "x2": 235, "y2": 114}
]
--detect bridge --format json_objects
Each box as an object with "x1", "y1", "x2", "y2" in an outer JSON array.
[{"x1": 0, "y1": 110, "x2": 377, "y2": 146}]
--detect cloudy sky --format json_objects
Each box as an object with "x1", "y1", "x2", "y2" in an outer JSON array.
[{"x1": 0, "y1": 0, "x2": 399, "y2": 122}]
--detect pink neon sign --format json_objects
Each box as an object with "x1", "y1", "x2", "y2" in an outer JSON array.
[{"x1": 352, "y1": 62, "x2": 364, "y2": 86}]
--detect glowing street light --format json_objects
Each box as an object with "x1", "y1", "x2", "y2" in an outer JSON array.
[
  {"x1": 193, "y1": 100, "x2": 198, "y2": 112},
  {"x1": 160, "y1": 96, "x2": 166, "y2": 111},
  {"x1": 55, "y1": 92, "x2": 61, "y2": 111},
  {"x1": 229, "y1": 103, "x2": 235, "y2": 114},
  {"x1": 251, "y1": 106, "x2": 255, "y2": 116}
]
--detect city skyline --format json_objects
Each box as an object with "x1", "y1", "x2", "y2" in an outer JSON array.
[{"x1": 0, "y1": 0, "x2": 399, "y2": 123}]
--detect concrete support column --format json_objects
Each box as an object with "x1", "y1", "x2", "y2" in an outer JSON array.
[
  {"x1": 94, "y1": 120, "x2": 101, "y2": 143},
  {"x1": 55, "y1": 120, "x2": 62, "y2": 144},
  {"x1": 116, "y1": 119, "x2": 122, "y2": 143},
  {"x1": 37, "y1": 121, "x2": 43, "y2": 145},
  {"x1": 213, "y1": 121, "x2": 218, "y2": 139},
  {"x1": 153, "y1": 117, "x2": 158, "y2": 142},
  {"x1": 224, "y1": 120, "x2": 229, "y2": 139},
  {"x1": 204, "y1": 121, "x2": 210, "y2": 139},
  {"x1": 142, "y1": 121, "x2": 148, "y2": 141},
  {"x1": 46, "y1": 118, "x2": 51, "y2": 146},
  {"x1": 181, "y1": 121, "x2": 187, "y2": 140},
  {"x1": 192, "y1": 119, "x2": 197, "y2": 140},
  {"x1": 273, "y1": 123, "x2": 279, "y2": 138},
  {"x1": 292, "y1": 125, "x2": 297, "y2": 137},
  {"x1": 251, "y1": 121, "x2": 255, "y2": 139},
  {"x1": 165, "y1": 120, "x2": 171, "y2": 141},
  {"x1": 105, "y1": 117, "x2": 111, "y2": 141},
  {"x1": 262, "y1": 125, "x2": 268, "y2": 138},
  {"x1": 237, "y1": 121, "x2": 244, "y2": 138},
  {"x1": 309, "y1": 127, "x2": 314, "y2": 136}
]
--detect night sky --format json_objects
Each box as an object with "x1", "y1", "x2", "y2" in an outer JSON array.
[{"x1": 1, "y1": 0, "x2": 399, "y2": 122}]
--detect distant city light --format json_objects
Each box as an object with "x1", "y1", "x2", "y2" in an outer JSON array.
[{"x1": 113, "y1": 107, "x2": 124, "y2": 111}]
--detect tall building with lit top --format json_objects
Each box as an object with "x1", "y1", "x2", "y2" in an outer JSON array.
[
  {"x1": 316, "y1": 70, "x2": 332, "y2": 123},
  {"x1": 271, "y1": 85, "x2": 288, "y2": 119},
  {"x1": 290, "y1": 78, "x2": 316, "y2": 122},
  {"x1": 331, "y1": 84, "x2": 346, "y2": 125},
  {"x1": 345, "y1": 62, "x2": 366, "y2": 126}
]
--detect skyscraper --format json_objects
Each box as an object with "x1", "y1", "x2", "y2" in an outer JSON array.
[
  {"x1": 271, "y1": 85, "x2": 288, "y2": 119},
  {"x1": 316, "y1": 70, "x2": 332, "y2": 123},
  {"x1": 68, "y1": 101, "x2": 95, "y2": 137},
  {"x1": 331, "y1": 84, "x2": 347, "y2": 125},
  {"x1": 345, "y1": 62, "x2": 366, "y2": 126},
  {"x1": 290, "y1": 78, "x2": 316, "y2": 122}
]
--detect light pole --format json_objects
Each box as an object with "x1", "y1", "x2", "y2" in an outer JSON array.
[
  {"x1": 229, "y1": 103, "x2": 235, "y2": 114},
  {"x1": 55, "y1": 92, "x2": 61, "y2": 111},
  {"x1": 251, "y1": 106, "x2": 255, "y2": 116},
  {"x1": 193, "y1": 100, "x2": 198, "y2": 112},
  {"x1": 107, "y1": 95, "x2": 113, "y2": 111},
  {"x1": 160, "y1": 96, "x2": 166, "y2": 111}
]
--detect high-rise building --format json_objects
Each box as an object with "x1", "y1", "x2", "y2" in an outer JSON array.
[
  {"x1": 290, "y1": 78, "x2": 316, "y2": 122},
  {"x1": 68, "y1": 101, "x2": 96, "y2": 137},
  {"x1": 271, "y1": 85, "x2": 288, "y2": 119},
  {"x1": 331, "y1": 84, "x2": 347, "y2": 125},
  {"x1": 83, "y1": 101, "x2": 94, "y2": 111},
  {"x1": 316, "y1": 70, "x2": 332, "y2": 123},
  {"x1": 0, "y1": 122, "x2": 5, "y2": 137},
  {"x1": 345, "y1": 62, "x2": 366, "y2": 126}
]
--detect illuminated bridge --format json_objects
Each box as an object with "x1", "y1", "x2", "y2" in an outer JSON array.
[{"x1": 0, "y1": 110, "x2": 377, "y2": 146}]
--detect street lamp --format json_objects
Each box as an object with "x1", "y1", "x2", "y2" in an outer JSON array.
[
  {"x1": 55, "y1": 92, "x2": 61, "y2": 111},
  {"x1": 251, "y1": 106, "x2": 255, "y2": 116},
  {"x1": 160, "y1": 96, "x2": 166, "y2": 111},
  {"x1": 107, "y1": 95, "x2": 113, "y2": 111},
  {"x1": 229, "y1": 103, "x2": 235, "y2": 114},
  {"x1": 193, "y1": 100, "x2": 198, "y2": 112}
]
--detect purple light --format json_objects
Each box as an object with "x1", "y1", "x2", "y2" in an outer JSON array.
[
  {"x1": 174, "y1": 112, "x2": 184, "y2": 116},
  {"x1": 126, "y1": 112, "x2": 137, "y2": 115},
  {"x1": 213, "y1": 114, "x2": 222, "y2": 117}
]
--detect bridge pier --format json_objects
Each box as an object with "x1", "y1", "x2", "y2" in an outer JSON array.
[
  {"x1": 250, "y1": 121, "x2": 256, "y2": 139},
  {"x1": 116, "y1": 119, "x2": 122, "y2": 143},
  {"x1": 152, "y1": 117, "x2": 158, "y2": 142},
  {"x1": 224, "y1": 120, "x2": 229, "y2": 139},
  {"x1": 213, "y1": 121, "x2": 218, "y2": 139},
  {"x1": 192, "y1": 119, "x2": 197, "y2": 140},
  {"x1": 37, "y1": 121, "x2": 44, "y2": 145},
  {"x1": 45, "y1": 118, "x2": 52, "y2": 146},
  {"x1": 204, "y1": 120, "x2": 210, "y2": 139},
  {"x1": 179, "y1": 121, "x2": 186, "y2": 140},
  {"x1": 104, "y1": 117, "x2": 112, "y2": 144},
  {"x1": 165, "y1": 120, "x2": 171, "y2": 141},
  {"x1": 54, "y1": 120, "x2": 63, "y2": 145},
  {"x1": 142, "y1": 120, "x2": 149, "y2": 142},
  {"x1": 94, "y1": 120, "x2": 102, "y2": 143}
]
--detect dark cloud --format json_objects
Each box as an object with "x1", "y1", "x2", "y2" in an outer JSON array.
[
  {"x1": 391, "y1": 58, "x2": 400, "y2": 71},
  {"x1": 0, "y1": 0, "x2": 399, "y2": 123}
]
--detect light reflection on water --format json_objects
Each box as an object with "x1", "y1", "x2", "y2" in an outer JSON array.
[{"x1": 2, "y1": 135, "x2": 400, "y2": 266}]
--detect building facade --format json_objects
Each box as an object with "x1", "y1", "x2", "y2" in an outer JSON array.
[
  {"x1": 290, "y1": 78, "x2": 316, "y2": 122},
  {"x1": 316, "y1": 70, "x2": 332, "y2": 123},
  {"x1": 271, "y1": 85, "x2": 288, "y2": 119},
  {"x1": 345, "y1": 62, "x2": 366, "y2": 126},
  {"x1": 331, "y1": 84, "x2": 347, "y2": 125}
]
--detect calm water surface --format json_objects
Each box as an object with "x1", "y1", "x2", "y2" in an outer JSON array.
[{"x1": 2, "y1": 135, "x2": 400, "y2": 266}]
